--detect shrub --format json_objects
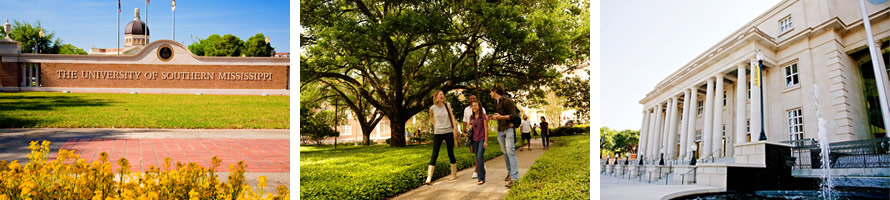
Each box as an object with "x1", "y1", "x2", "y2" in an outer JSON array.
[
  {"x1": 506, "y1": 135, "x2": 590, "y2": 199},
  {"x1": 549, "y1": 125, "x2": 590, "y2": 137},
  {"x1": 0, "y1": 140, "x2": 289, "y2": 200}
]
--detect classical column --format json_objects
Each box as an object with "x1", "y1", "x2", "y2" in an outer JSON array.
[
  {"x1": 702, "y1": 78, "x2": 715, "y2": 159},
  {"x1": 678, "y1": 90, "x2": 691, "y2": 160},
  {"x1": 651, "y1": 104, "x2": 664, "y2": 158},
  {"x1": 686, "y1": 88, "x2": 698, "y2": 160},
  {"x1": 660, "y1": 100, "x2": 671, "y2": 160},
  {"x1": 736, "y1": 63, "x2": 747, "y2": 145},
  {"x1": 638, "y1": 109, "x2": 650, "y2": 158},
  {"x1": 712, "y1": 74, "x2": 725, "y2": 158},
  {"x1": 666, "y1": 96, "x2": 679, "y2": 160},
  {"x1": 750, "y1": 58, "x2": 762, "y2": 142},
  {"x1": 647, "y1": 108, "x2": 657, "y2": 159}
]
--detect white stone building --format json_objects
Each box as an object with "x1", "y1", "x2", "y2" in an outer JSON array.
[{"x1": 636, "y1": 0, "x2": 889, "y2": 163}]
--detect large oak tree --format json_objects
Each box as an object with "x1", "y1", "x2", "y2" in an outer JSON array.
[{"x1": 301, "y1": 0, "x2": 588, "y2": 147}]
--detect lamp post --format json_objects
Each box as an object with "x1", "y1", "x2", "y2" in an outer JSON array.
[
  {"x1": 659, "y1": 149, "x2": 665, "y2": 165},
  {"x1": 689, "y1": 144, "x2": 697, "y2": 165},
  {"x1": 265, "y1": 36, "x2": 272, "y2": 57},
  {"x1": 37, "y1": 29, "x2": 44, "y2": 54},
  {"x1": 756, "y1": 50, "x2": 767, "y2": 141}
]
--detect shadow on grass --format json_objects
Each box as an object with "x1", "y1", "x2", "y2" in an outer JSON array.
[{"x1": 0, "y1": 93, "x2": 116, "y2": 128}]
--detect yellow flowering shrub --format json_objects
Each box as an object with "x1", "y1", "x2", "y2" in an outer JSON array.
[{"x1": 0, "y1": 140, "x2": 289, "y2": 200}]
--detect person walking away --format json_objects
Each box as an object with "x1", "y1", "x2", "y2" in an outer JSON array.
[
  {"x1": 488, "y1": 84, "x2": 520, "y2": 187},
  {"x1": 424, "y1": 90, "x2": 460, "y2": 185},
  {"x1": 462, "y1": 95, "x2": 486, "y2": 178},
  {"x1": 469, "y1": 100, "x2": 488, "y2": 185},
  {"x1": 540, "y1": 116, "x2": 550, "y2": 150}
]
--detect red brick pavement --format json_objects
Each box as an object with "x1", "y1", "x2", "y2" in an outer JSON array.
[{"x1": 50, "y1": 138, "x2": 289, "y2": 173}]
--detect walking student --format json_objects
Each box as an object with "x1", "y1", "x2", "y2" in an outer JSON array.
[
  {"x1": 540, "y1": 116, "x2": 550, "y2": 150},
  {"x1": 488, "y1": 84, "x2": 521, "y2": 187},
  {"x1": 519, "y1": 115, "x2": 532, "y2": 151},
  {"x1": 424, "y1": 90, "x2": 460, "y2": 185},
  {"x1": 462, "y1": 95, "x2": 486, "y2": 179},
  {"x1": 468, "y1": 100, "x2": 489, "y2": 185}
]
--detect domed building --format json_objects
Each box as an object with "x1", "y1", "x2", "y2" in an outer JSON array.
[{"x1": 89, "y1": 8, "x2": 150, "y2": 55}]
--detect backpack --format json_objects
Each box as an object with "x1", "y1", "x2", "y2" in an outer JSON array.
[{"x1": 508, "y1": 98, "x2": 522, "y2": 128}]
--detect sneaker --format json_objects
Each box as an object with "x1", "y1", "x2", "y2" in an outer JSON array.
[
  {"x1": 505, "y1": 175, "x2": 510, "y2": 181},
  {"x1": 505, "y1": 180, "x2": 514, "y2": 187},
  {"x1": 472, "y1": 172, "x2": 478, "y2": 178}
]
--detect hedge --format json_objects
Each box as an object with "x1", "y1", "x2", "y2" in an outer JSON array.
[
  {"x1": 505, "y1": 134, "x2": 591, "y2": 200},
  {"x1": 548, "y1": 125, "x2": 590, "y2": 137}
]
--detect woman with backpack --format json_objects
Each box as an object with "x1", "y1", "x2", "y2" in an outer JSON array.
[
  {"x1": 424, "y1": 90, "x2": 460, "y2": 185},
  {"x1": 468, "y1": 100, "x2": 489, "y2": 185}
]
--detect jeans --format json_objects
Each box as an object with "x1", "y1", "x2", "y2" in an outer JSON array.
[
  {"x1": 429, "y1": 132, "x2": 456, "y2": 166},
  {"x1": 497, "y1": 128, "x2": 519, "y2": 181},
  {"x1": 542, "y1": 132, "x2": 550, "y2": 148},
  {"x1": 473, "y1": 140, "x2": 486, "y2": 182}
]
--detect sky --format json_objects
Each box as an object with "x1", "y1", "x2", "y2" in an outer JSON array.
[
  {"x1": 0, "y1": 0, "x2": 290, "y2": 53},
  {"x1": 600, "y1": 0, "x2": 781, "y2": 130}
]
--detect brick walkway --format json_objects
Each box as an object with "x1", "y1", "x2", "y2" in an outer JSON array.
[{"x1": 52, "y1": 138, "x2": 289, "y2": 173}]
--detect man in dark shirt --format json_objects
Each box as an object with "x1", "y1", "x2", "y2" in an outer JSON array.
[{"x1": 488, "y1": 84, "x2": 520, "y2": 187}]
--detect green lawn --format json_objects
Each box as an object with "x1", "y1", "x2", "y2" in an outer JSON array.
[
  {"x1": 506, "y1": 134, "x2": 590, "y2": 199},
  {"x1": 0, "y1": 92, "x2": 289, "y2": 129},
  {"x1": 300, "y1": 131, "x2": 516, "y2": 200}
]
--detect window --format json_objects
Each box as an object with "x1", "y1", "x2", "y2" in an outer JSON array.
[
  {"x1": 746, "y1": 119, "x2": 751, "y2": 133},
  {"x1": 780, "y1": 15, "x2": 792, "y2": 33},
  {"x1": 723, "y1": 91, "x2": 728, "y2": 106},
  {"x1": 747, "y1": 83, "x2": 751, "y2": 100},
  {"x1": 697, "y1": 100, "x2": 704, "y2": 116},
  {"x1": 340, "y1": 125, "x2": 352, "y2": 136},
  {"x1": 784, "y1": 63, "x2": 799, "y2": 88},
  {"x1": 787, "y1": 109, "x2": 804, "y2": 141}
]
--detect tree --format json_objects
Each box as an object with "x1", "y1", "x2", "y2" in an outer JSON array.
[
  {"x1": 8, "y1": 20, "x2": 61, "y2": 54},
  {"x1": 599, "y1": 126, "x2": 639, "y2": 157},
  {"x1": 542, "y1": 90, "x2": 566, "y2": 127},
  {"x1": 552, "y1": 69, "x2": 590, "y2": 123},
  {"x1": 58, "y1": 44, "x2": 87, "y2": 55},
  {"x1": 205, "y1": 34, "x2": 243, "y2": 57},
  {"x1": 300, "y1": 83, "x2": 347, "y2": 145},
  {"x1": 188, "y1": 34, "x2": 220, "y2": 56},
  {"x1": 302, "y1": 0, "x2": 588, "y2": 147},
  {"x1": 243, "y1": 33, "x2": 274, "y2": 57}
]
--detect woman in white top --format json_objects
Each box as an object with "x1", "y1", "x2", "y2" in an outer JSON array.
[{"x1": 424, "y1": 90, "x2": 460, "y2": 185}]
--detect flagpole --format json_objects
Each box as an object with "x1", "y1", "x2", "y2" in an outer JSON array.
[
  {"x1": 757, "y1": 50, "x2": 766, "y2": 141},
  {"x1": 117, "y1": 1, "x2": 120, "y2": 56},
  {"x1": 860, "y1": 0, "x2": 890, "y2": 137},
  {"x1": 172, "y1": 0, "x2": 175, "y2": 41},
  {"x1": 145, "y1": 0, "x2": 148, "y2": 45}
]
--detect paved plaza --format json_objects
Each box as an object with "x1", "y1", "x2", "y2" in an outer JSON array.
[{"x1": 600, "y1": 174, "x2": 722, "y2": 200}]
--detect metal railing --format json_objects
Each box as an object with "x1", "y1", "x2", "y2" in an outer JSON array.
[
  {"x1": 781, "y1": 137, "x2": 890, "y2": 169},
  {"x1": 679, "y1": 167, "x2": 697, "y2": 185}
]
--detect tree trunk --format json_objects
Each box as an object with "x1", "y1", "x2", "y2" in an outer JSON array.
[
  {"x1": 389, "y1": 119, "x2": 407, "y2": 147},
  {"x1": 363, "y1": 130, "x2": 373, "y2": 145}
]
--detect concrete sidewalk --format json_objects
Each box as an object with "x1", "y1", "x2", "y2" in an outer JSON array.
[
  {"x1": 600, "y1": 174, "x2": 723, "y2": 200},
  {"x1": 392, "y1": 136, "x2": 548, "y2": 200},
  {"x1": 0, "y1": 128, "x2": 290, "y2": 190}
]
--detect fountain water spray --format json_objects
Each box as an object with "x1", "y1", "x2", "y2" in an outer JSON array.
[{"x1": 813, "y1": 84, "x2": 833, "y2": 199}]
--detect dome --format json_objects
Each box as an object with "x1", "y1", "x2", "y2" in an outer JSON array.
[{"x1": 125, "y1": 20, "x2": 149, "y2": 35}]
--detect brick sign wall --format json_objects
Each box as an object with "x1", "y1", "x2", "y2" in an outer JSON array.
[{"x1": 2, "y1": 62, "x2": 288, "y2": 89}]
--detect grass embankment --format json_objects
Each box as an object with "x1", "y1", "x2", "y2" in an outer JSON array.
[
  {"x1": 0, "y1": 92, "x2": 289, "y2": 129},
  {"x1": 506, "y1": 134, "x2": 590, "y2": 200},
  {"x1": 300, "y1": 131, "x2": 510, "y2": 200}
]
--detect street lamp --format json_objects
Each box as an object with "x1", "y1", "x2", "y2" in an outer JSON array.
[
  {"x1": 37, "y1": 29, "x2": 44, "y2": 54},
  {"x1": 689, "y1": 144, "x2": 697, "y2": 165},
  {"x1": 756, "y1": 50, "x2": 767, "y2": 141},
  {"x1": 659, "y1": 149, "x2": 665, "y2": 166}
]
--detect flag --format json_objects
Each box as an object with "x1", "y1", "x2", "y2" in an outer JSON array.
[
  {"x1": 172, "y1": 0, "x2": 175, "y2": 11},
  {"x1": 752, "y1": 61, "x2": 761, "y2": 87},
  {"x1": 147, "y1": 0, "x2": 150, "y2": 4},
  {"x1": 118, "y1": 0, "x2": 121, "y2": 13}
]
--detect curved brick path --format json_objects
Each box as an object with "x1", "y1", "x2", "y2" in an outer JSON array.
[{"x1": 0, "y1": 128, "x2": 289, "y2": 173}]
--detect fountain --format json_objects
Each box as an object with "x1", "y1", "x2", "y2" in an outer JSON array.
[{"x1": 813, "y1": 84, "x2": 833, "y2": 199}]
